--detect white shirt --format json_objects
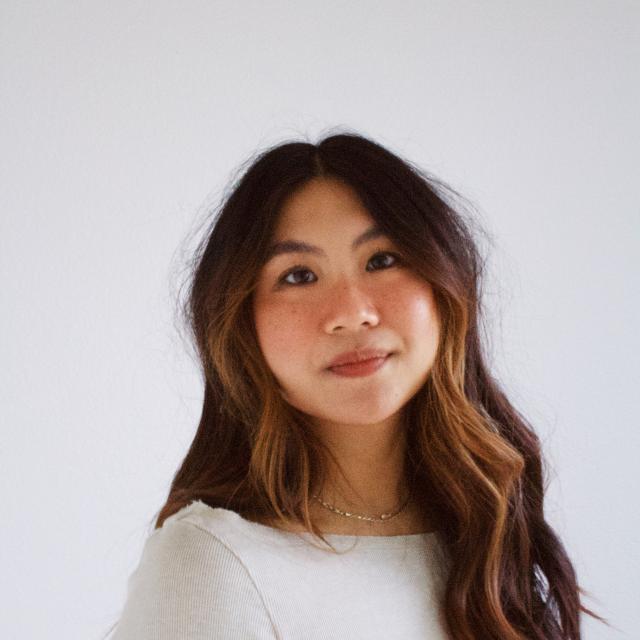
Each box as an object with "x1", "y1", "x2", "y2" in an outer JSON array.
[{"x1": 112, "y1": 499, "x2": 450, "y2": 639}]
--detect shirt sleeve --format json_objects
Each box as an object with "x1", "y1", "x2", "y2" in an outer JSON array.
[{"x1": 111, "y1": 518, "x2": 279, "y2": 640}]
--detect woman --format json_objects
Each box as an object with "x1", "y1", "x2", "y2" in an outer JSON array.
[{"x1": 109, "y1": 132, "x2": 606, "y2": 639}]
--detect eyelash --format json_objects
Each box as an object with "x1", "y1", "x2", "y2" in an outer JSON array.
[{"x1": 277, "y1": 250, "x2": 402, "y2": 287}]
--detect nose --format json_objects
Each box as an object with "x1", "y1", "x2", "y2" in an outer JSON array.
[{"x1": 322, "y1": 279, "x2": 380, "y2": 334}]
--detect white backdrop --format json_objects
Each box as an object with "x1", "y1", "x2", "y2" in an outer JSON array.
[{"x1": 1, "y1": 2, "x2": 637, "y2": 638}]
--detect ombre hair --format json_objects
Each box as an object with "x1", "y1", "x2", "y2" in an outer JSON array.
[{"x1": 153, "y1": 130, "x2": 607, "y2": 639}]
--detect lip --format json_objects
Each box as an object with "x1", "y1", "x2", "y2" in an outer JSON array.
[
  {"x1": 327, "y1": 354, "x2": 391, "y2": 378},
  {"x1": 327, "y1": 348, "x2": 392, "y2": 368}
]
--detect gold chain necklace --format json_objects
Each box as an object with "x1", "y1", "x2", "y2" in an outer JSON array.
[{"x1": 311, "y1": 488, "x2": 413, "y2": 523}]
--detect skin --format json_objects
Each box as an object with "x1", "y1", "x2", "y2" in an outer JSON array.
[{"x1": 252, "y1": 177, "x2": 441, "y2": 535}]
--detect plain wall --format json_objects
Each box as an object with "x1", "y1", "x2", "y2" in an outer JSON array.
[{"x1": 1, "y1": 2, "x2": 637, "y2": 638}]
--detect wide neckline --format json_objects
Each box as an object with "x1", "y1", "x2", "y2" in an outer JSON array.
[{"x1": 186, "y1": 500, "x2": 439, "y2": 548}]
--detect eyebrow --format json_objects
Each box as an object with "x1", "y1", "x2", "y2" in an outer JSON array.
[{"x1": 265, "y1": 225, "x2": 386, "y2": 263}]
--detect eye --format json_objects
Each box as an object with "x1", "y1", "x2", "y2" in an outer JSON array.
[
  {"x1": 278, "y1": 264, "x2": 316, "y2": 286},
  {"x1": 366, "y1": 251, "x2": 400, "y2": 272},
  {"x1": 277, "y1": 251, "x2": 401, "y2": 287}
]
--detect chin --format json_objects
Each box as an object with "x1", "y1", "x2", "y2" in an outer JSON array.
[
  {"x1": 311, "y1": 403, "x2": 404, "y2": 428},
  {"x1": 284, "y1": 388, "x2": 407, "y2": 427}
]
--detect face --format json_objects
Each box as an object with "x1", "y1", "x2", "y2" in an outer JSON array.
[{"x1": 252, "y1": 177, "x2": 440, "y2": 431}]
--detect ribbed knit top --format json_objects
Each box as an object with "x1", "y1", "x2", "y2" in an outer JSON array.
[{"x1": 111, "y1": 499, "x2": 451, "y2": 639}]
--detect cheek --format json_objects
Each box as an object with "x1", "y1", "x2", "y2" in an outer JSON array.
[
  {"x1": 253, "y1": 299, "x2": 312, "y2": 370},
  {"x1": 387, "y1": 281, "x2": 440, "y2": 342}
]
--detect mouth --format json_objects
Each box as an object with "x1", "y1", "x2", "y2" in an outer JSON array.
[
  {"x1": 326, "y1": 353, "x2": 393, "y2": 378},
  {"x1": 327, "y1": 347, "x2": 392, "y2": 368}
]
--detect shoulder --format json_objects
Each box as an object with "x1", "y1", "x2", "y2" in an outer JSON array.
[{"x1": 112, "y1": 501, "x2": 279, "y2": 640}]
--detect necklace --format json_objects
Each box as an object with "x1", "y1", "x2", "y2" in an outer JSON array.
[{"x1": 311, "y1": 488, "x2": 413, "y2": 523}]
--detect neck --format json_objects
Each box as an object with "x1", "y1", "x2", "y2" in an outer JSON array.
[
  {"x1": 254, "y1": 413, "x2": 435, "y2": 536},
  {"x1": 310, "y1": 413, "x2": 411, "y2": 515}
]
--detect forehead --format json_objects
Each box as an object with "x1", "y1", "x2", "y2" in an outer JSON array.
[{"x1": 272, "y1": 177, "x2": 374, "y2": 238}]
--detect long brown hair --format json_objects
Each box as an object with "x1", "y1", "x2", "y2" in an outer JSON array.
[{"x1": 154, "y1": 130, "x2": 607, "y2": 639}]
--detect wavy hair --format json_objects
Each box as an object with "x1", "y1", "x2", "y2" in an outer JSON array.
[{"x1": 152, "y1": 131, "x2": 606, "y2": 639}]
